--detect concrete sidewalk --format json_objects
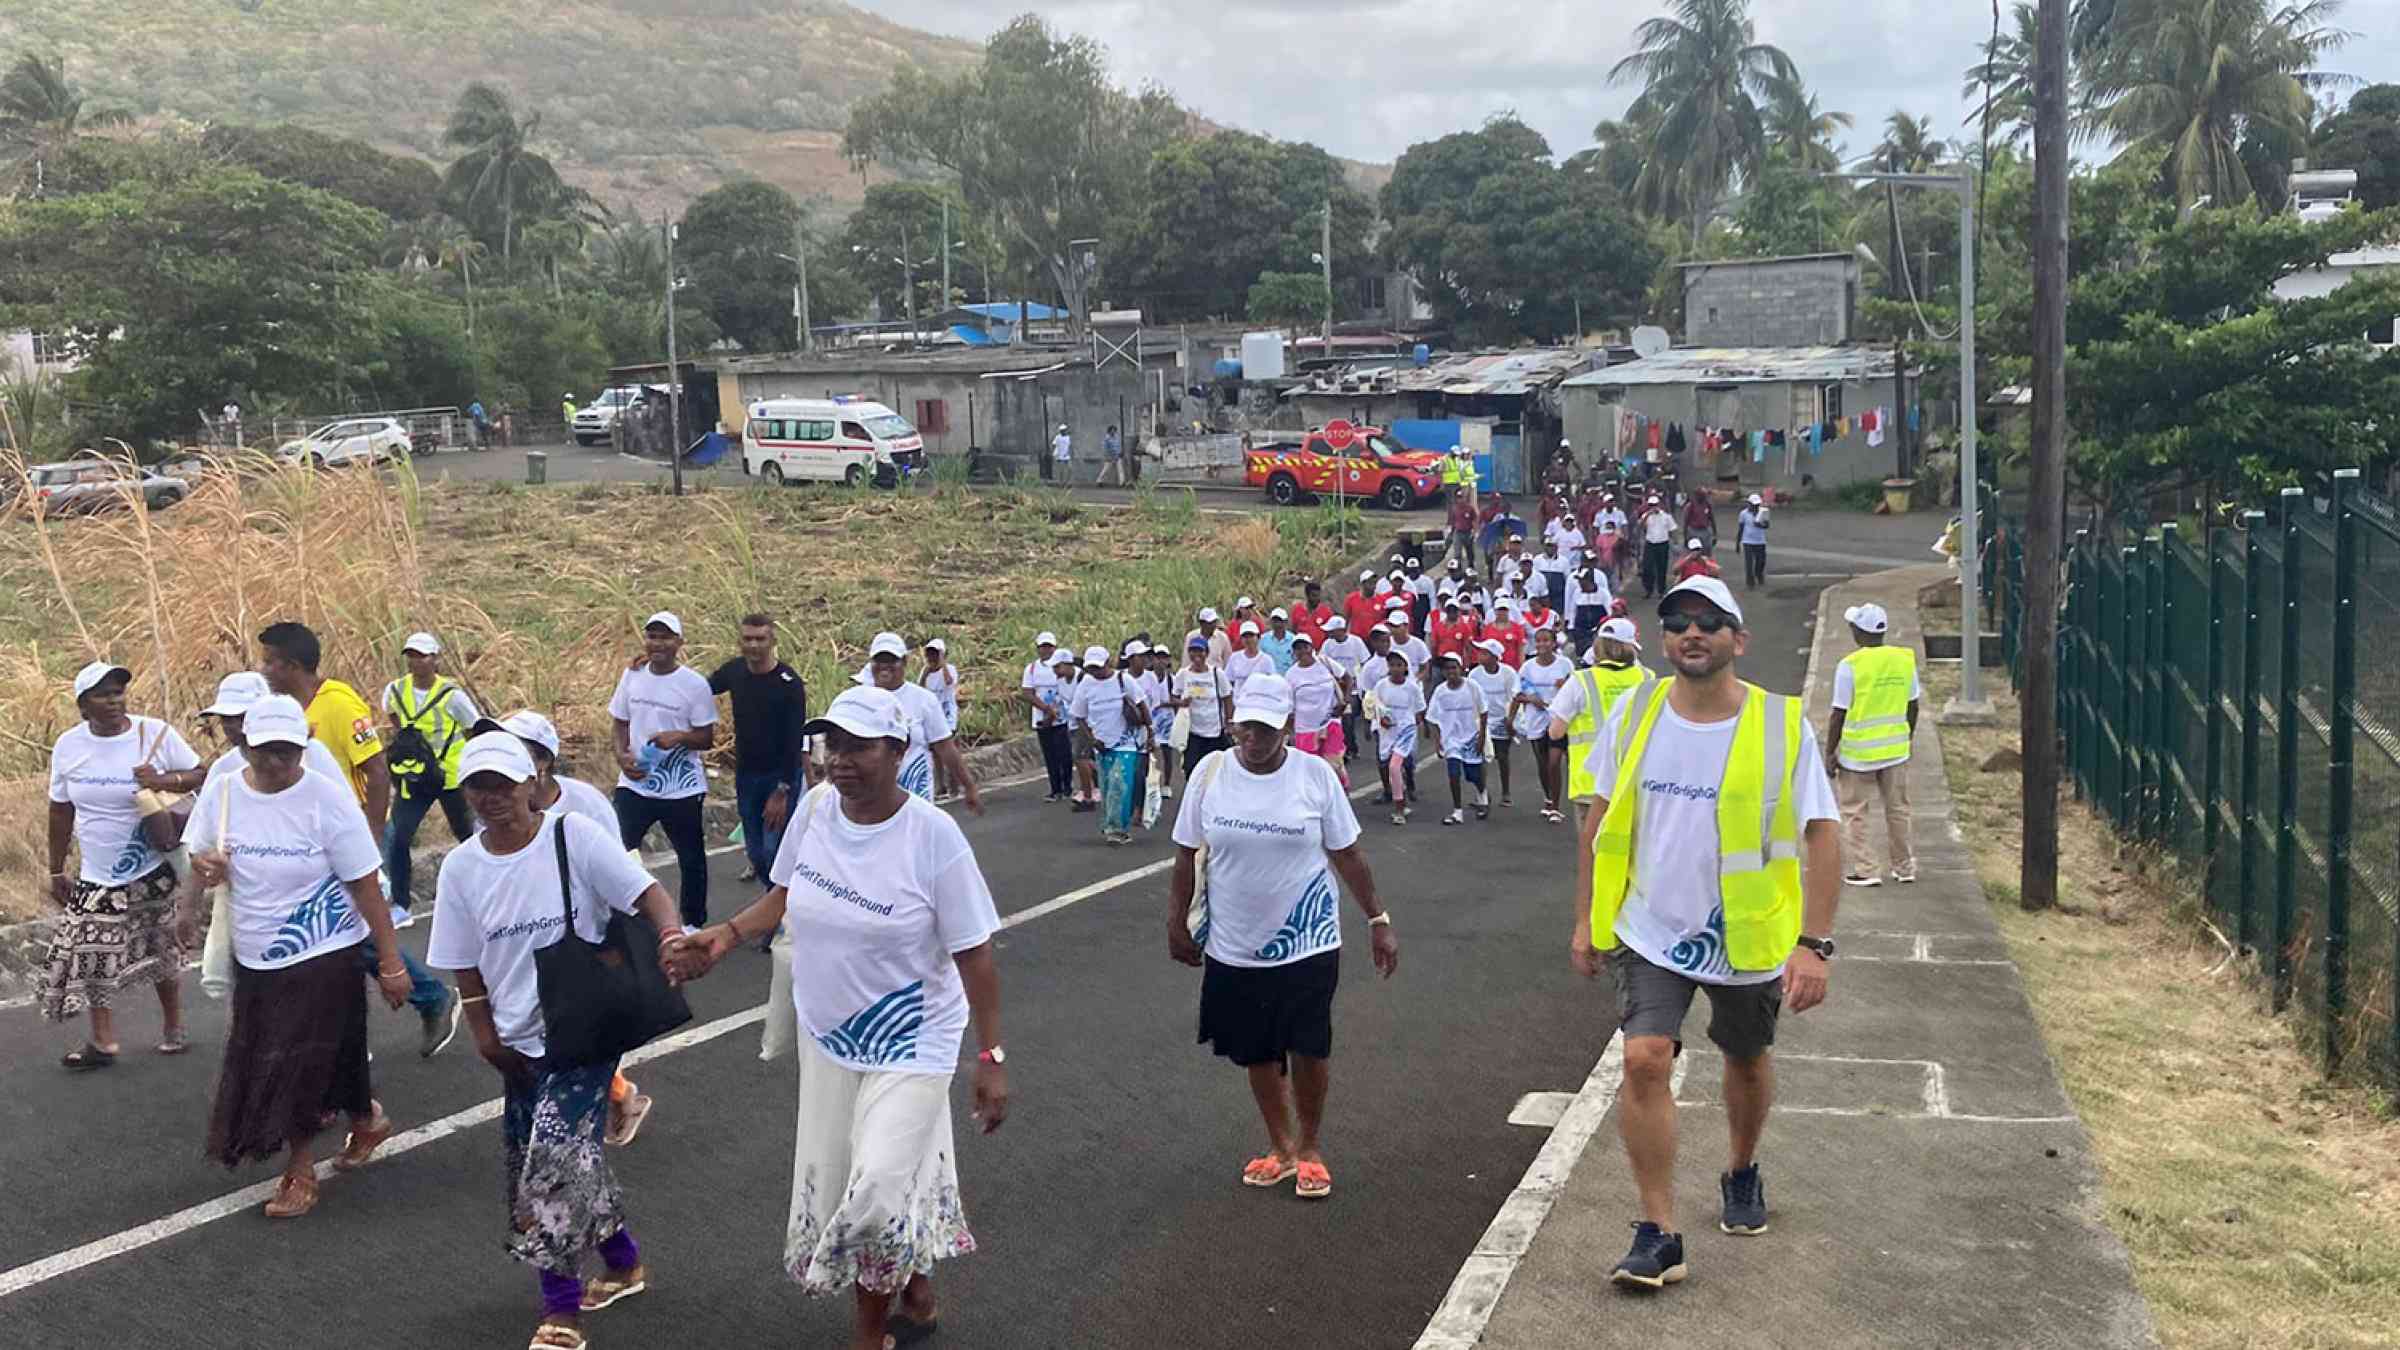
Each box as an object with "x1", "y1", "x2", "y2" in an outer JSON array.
[{"x1": 1424, "y1": 564, "x2": 2154, "y2": 1349}]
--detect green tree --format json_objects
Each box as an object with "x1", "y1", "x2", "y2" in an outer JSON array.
[
  {"x1": 1764, "y1": 83, "x2": 1852, "y2": 173},
  {"x1": 0, "y1": 164, "x2": 384, "y2": 439},
  {"x1": 678, "y1": 179, "x2": 797, "y2": 349},
  {"x1": 440, "y1": 82, "x2": 583, "y2": 272},
  {"x1": 1383, "y1": 117, "x2": 1660, "y2": 343},
  {"x1": 1858, "y1": 110, "x2": 1950, "y2": 173},
  {"x1": 842, "y1": 15, "x2": 1186, "y2": 336},
  {"x1": 2309, "y1": 83, "x2": 2400, "y2": 210},
  {"x1": 2083, "y1": 0, "x2": 2351, "y2": 207},
  {"x1": 1963, "y1": 2, "x2": 2044, "y2": 149},
  {"x1": 1607, "y1": 0, "x2": 1800, "y2": 243},
  {"x1": 838, "y1": 182, "x2": 982, "y2": 325},
  {"x1": 199, "y1": 123, "x2": 441, "y2": 220},
  {"x1": 1731, "y1": 154, "x2": 1852, "y2": 255},
  {"x1": 0, "y1": 52, "x2": 128, "y2": 192},
  {"x1": 1245, "y1": 271, "x2": 1329, "y2": 328},
  {"x1": 1121, "y1": 132, "x2": 1375, "y2": 322}
]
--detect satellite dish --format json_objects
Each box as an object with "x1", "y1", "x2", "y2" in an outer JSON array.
[{"x1": 1631, "y1": 326, "x2": 1670, "y2": 358}]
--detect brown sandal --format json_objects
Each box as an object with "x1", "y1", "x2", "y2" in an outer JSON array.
[
  {"x1": 528, "y1": 1320, "x2": 586, "y2": 1349},
  {"x1": 333, "y1": 1104, "x2": 394, "y2": 1172},
  {"x1": 263, "y1": 1171, "x2": 318, "y2": 1219}
]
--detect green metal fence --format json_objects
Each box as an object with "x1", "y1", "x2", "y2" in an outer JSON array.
[{"x1": 1995, "y1": 470, "x2": 2400, "y2": 1091}]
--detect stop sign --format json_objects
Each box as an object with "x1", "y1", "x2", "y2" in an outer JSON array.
[{"x1": 1322, "y1": 420, "x2": 1356, "y2": 450}]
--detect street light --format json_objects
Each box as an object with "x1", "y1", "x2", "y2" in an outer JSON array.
[{"x1": 1819, "y1": 169, "x2": 1989, "y2": 717}]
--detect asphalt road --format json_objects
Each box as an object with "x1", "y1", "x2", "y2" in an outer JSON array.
[{"x1": 0, "y1": 565, "x2": 1849, "y2": 1349}]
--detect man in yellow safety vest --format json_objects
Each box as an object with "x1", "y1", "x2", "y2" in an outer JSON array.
[
  {"x1": 1546, "y1": 615, "x2": 1654, "y2": 832},
  {"x1": 1824, "y1": 602, "x2": 1921, "y2": 885},
  {"x1": 1570, "y1": 575, "x2": 1842, "y2": 1289},
  {"x1": 381, "y1": 632, "x2": 481, "y2": 924}
]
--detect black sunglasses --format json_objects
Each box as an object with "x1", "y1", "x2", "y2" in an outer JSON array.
[{"x1": 1659, "y1": 610, "x2": 1740, "y2": 635}]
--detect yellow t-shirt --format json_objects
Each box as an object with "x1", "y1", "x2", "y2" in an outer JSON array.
[{"x1": 306, "y1": 678, "x2": 385, "y2": 803}]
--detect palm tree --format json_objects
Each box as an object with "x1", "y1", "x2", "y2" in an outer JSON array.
[
  {"x1": 1858, "y1": 111, "x2": 1950, "y2": 174},
  {"x1": 436, "y1": 226, "x2": 487, "y2": 339},
  {"x1": 1609, "y1": 0, "x2": 1801, "y2": 243},
  {"x1": 596, "y1": 207, "x2": 667, "y2": 297},
  {"x1": 0, "y1": 53, "x2": 127, "y2": 192},
  {"x1": 2082, "y1": 0, "x2": 2352, "y2": 207},
  {"x1": 1766, "y1": 83, "x2": 1853, "y2": 173},
  {"x1": 440, "y1": 82, "x2": 573, "y2": 272},
  {"x1": 1964, "y1": 2, "x2": 2044, "y2": 148}
]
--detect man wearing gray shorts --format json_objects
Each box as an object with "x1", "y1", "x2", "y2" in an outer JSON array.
[{"x1": 1571, "y1": 575, "x2": 1843, "y2": 1289}]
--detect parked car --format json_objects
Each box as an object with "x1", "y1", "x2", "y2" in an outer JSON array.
[
  {"x1": 20, "y1": 459, "x2": 190, "y2": 515},
  {"x1": 273, "y1": 417, "x2": 413, "y2": 469},
  {"x1": 571, "y1": 386, "x2": 648, "y2": 446},
  {"x1": 740, "y1": 397, "x2": 926, "y2": 487},
  {"x1": 1244, "y1": 421, "x2": 1447, "y2": 510}
]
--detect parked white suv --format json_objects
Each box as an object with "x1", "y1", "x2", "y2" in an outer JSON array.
[
  {"x1": 572, "y1": 386, "x2": 646, "y2": 446},
  {"x1": 274, "y1": 417, "x2": 412, "y2": 469}
]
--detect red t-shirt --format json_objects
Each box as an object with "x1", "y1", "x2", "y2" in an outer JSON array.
[
  {"x1": 1293, "y1": 601, "x2": 1335, "y2": 645},
  {"x1": 1430, "y1": 612, "x2": 1481, "y2": 661},
  {"x1": 1343, "y1": 591, "x2": 1382, "y2": 636},
  {"x1": 1673, "y1": 555, "x2": 1722, "y2": 582},
  {"x1": 1447, "y1": 497, "x2": 1476, "y2": 532},
  {"x1": 1482, "y1": 620, "x2": 1527, "y2": 668},
  {"x1": 1522, "y1": 604, "x2": 1559, "y2": 634}
]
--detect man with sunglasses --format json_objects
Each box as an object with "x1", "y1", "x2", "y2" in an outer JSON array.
[{"x1": 1570, "y1": 575, "x2": 1842, "y2": 1290}]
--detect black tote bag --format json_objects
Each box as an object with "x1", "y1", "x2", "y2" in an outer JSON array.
[{"x1": 532, "y1": 819, "x2": 691, "y2": 1068}]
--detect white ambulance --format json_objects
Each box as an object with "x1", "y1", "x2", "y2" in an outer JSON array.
[{"x1": 740, "y1": 396, "x2": 926, "y2": 486}]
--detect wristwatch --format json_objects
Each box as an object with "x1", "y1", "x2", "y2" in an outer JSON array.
[
  {"x1": 978, "y1": 1046, "x2": 1007, "y2": 1066},
  {"x1": 1796, "y1": 934, "x2": 1837, "y2": 960}
]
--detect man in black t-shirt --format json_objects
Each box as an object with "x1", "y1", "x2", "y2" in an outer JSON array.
[{"x1": 709, "y1": 612, "x2": 810, "y2": 883}]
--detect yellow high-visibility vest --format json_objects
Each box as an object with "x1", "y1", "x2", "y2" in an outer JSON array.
[
  {"x1": 1837, "y1": 645, "x2": 1917, "y2": 769},
  {"x1": 389, "y1": 676, "x2": 469, "y2": 792},
  {"x1": 1565, "y1": 662, "x2": 1651, "y2": 802},
  {"x1": 1589, "y1": 679, "x2": 1805, "y2": 972}
]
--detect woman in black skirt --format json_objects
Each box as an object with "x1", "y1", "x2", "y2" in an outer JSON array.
[
  {"x1": 1166, "y1": 672, "x2": 1398, "y2": 1201},
  {"x1": 180, "y1": 694, "x2": 412, "y2": 1218}
]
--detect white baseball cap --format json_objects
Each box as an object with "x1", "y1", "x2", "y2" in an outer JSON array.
[
  {"x1": 1237, "y1": 596, "x2": 1255, "y2": 611},
  {"x1": 1748, "y1": 493, "x2": 1763, "y2": 505},
  {"x1": 72, "y1": 660, "x2": 132, "y2": 700},
  {"x1": 1846, "y1": 603, "x2": 1891, "y2": 634},
  {"x1": 1359, "y1": 568, "x2": 1376, "y2": 582},
  {"x1": 243, "y1": 693, "x2": 311, "y2": 748},
  {"x1": 456, "y1": 730, "x2": 536, "y2": 783},
  {"x1": 1493, "y1": 598, "x2": 1513, "y2": 612},
  {"x1": 1239, "y1": 620, "x2": 1261, "y2": 637},
  {"x1": 1687, "y1": 537, "x2": 1705, "y2": 550},
  {"x1": 924, "y1": 637, "x2": 947, "y2": 654},
  {"x1": 1326, "y1": 616, "x2": 1348, "y2": 631},
  {"x1": 1197, "y1": 606, "x2": 1221, "y2": 623},
  {"x1": 1476, "y1": 638, "x2": 1505, "y2": 657},
  {"x1": 402, "y1": 631, "x2": 441, "y2": 656},
  {"x1": 1082, "y1": 645, "x2": 1110, "y2": 668},
  {"x1": 1597, "y1": 617, "x2": 1642, "y2": 649},
  {"x1": 1052, "y1": 648, "x2": 1080, "y2": 667},
  {"x1": 643, "y1": 611, "x2": 683, "y2": 636},
  {"x1": 869, "y1": 631, "x2": 909, "y2": 660},
  {"x1": 806, "y1": 685, "x2": 910, "y2": 742},
  {"x1": 1291, "y1": 631, "x2": 1315, "y2": 647},
  {"x1": 480, "y1": 709, "x2": 561, "y2": 759},
  {"x1": 1122, "y1": 640, "x2": 1150, "y2": 659},
  {"x1": 1660, "y1": 574, "x2": 1745, "y2": 625},
  {"x1": 1406, "y1": 556, "x2": 1423, "y2": 569},
  {"x1": 203, "y1": 671, "x2": 271, "y2": 716},
  {"x1": 1231, "y1": 671, "x2": 1293, "y2": 728},
  {"x1": 1269, "y1": 607, "x2": 1289, "y2": 621},
  {"x1": 1036, "y1": 631, "x2": 1058, "y2": 648},
  {"x1": 1446, "y1": 556, "x2": 1462, "y2": 569}
]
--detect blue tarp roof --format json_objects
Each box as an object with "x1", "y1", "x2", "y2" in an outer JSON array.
[
  {"x1": 950, "y1": 324, "x2": 1005, "y2": 346},
  {"x1": 955, "y1": 301, "x2": 1063, "y2": 321}
]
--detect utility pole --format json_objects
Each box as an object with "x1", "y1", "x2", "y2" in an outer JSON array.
[
  {"x1": 1319, "y1": 196, "x2": 1335, "y2": 365},
  {"x1": 941, "y1": 197, "x2": 952, "y2": 323},
  {"x1": 664, "y1": 216, "x2": 683, "y2": 498},
  {"x1": 2021, "y1": 0, "x2": 2071, "y2": 911},
  {"x1": 901, "y1": 218, "x2": 919, "y2": 344},
  {"x1": 1884, "y1": 184, "x2": 1913, "y2": 478},
  {"x1": 793, "y1": 210, "x2": 813, "y2": 352}
]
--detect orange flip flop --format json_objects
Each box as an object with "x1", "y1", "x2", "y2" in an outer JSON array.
[
  {"x1": 1241, "y1": 1154, "x2": 1297, "y2": 1188},
  {"x1": 1295, "y1": 1160, "x2": 1333, "y2": 1200}
]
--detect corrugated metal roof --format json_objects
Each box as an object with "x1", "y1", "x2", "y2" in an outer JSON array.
[
  {"x1": 1560, "y1": 346, "x2": 1895, "y2": 388},
  {"x1": 1286, "y1": 348, "x2": 1592, "y2": 399}
]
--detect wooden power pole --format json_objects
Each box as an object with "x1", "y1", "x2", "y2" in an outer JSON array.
[{"x1": 2021, "y1": 0, "x2": 2071, "y2": 911}]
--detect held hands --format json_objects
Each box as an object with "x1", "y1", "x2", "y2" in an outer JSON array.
[
  {"x1": 1784, "y1": 947, "x2": 1830, "y2": 1014},
  {"x1": 661, "y1": 925, "x2": 735, "y2": 983}
]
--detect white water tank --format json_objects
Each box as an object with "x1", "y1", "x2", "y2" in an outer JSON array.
[{"x1": 1241, "y1": 331, "x2": 1287, "y2": 381}]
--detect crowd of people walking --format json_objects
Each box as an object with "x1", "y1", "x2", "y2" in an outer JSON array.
[{"x1": 29, "y1": 475, "x2": 1924, "y2": 1342}]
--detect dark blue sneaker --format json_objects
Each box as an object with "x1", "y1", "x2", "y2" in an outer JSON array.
[
  {"x1": 1609, "y1": 1220, "x2": 1687, "y2": 1288},
  {"x1": 1719, "y1": 1163, "x2": 1768, "y2": 1234}
]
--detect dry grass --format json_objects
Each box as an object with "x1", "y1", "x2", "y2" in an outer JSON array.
[
  {"x1": 1929, "y1": 664, "x2": 2400, "y2": 1349},
  {"x1": 0, "y1": 460, "x2": 1354, "y2": 920}
]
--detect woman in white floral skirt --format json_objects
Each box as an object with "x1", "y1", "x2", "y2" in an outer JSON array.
[{"x1": 673, "y1": 685, "x2": 1009, "y2": 1350}]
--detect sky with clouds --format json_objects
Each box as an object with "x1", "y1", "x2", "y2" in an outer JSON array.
[{"x1": 849, "y1": 0, "x2": 2400, "y2": 167}]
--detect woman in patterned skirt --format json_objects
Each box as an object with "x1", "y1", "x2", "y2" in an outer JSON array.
[
  {"x1": 43, "y1": 661, "x2": 206, "y2": 1069},
  {"x1": 1166, "y1": 672, "x2": 1399, "y2": 1201},
  {"x1": 673, "y1": 685, "x2": 1009, "y2": 1350}
]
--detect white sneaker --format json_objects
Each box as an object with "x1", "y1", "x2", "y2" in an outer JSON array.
[
  {"x1": 1843, "y1": 872, "x2": 1883, "y2": 888},
  {"x1": 389, "y1": 903, "x2": 416, "y2": 930},
  {"x1": 1891, "y1": 864, "x2": 1918, "y2": 884},
  {"x1": 1474, "y1": 788, "x2": 1490, "y2": 808},
  {"x1": 1443, "y1": 809, "x2": 1465, "y2": 825}
]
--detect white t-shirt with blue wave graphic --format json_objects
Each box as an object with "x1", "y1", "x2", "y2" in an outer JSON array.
[
  {"x1": 888, "y1": 679, "x2": 954, "y2": 801},
  {"x1": 1172, "y1": 750, "x2": 1362, "y2": 969},
  {"x1": 186, "y1": 767, "x2": 384, "y2": 971},
  {"x1": 609, "y1": 664, "x2": 718, "y2": 800},
  {"x1": 771, "y1": 789, "x2": 1000, "y2": 1075},
  {"x1": 1585, "y1": 696, "x2": 1838, "y2": 986},
  {"x1": 50, "y1": 717, "x2": 202, "y2": 887}
]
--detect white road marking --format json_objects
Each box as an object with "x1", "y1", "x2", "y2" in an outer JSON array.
[
  {"x1": 1913, "y1": 933, "x2": 1934, "y2": 962},
  {"x1": 0, "y1": 842, "x2": 1184, "y2": 1303},
  {"x1": 1505, "y1": 1092, "x2": 1577, "y2": 1129}
]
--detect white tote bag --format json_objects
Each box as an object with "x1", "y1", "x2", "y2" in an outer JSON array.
[
  {"x1": 759, "y1": 785, "x2": 833, "y2": 1062},
  {"x1": 198, "y1": 776, "x2": 235, "y2": 999},
  {"x1": 1183, "y1": 752, "x2": 1227, "y2": 946}
]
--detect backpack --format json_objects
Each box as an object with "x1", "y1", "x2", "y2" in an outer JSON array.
[{"x1": 385, "y1": 679, "x2": 456, "y2": 796}]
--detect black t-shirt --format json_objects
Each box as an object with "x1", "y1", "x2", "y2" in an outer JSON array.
[{"x1": 709, "y1": 659, "x2": 809, "y2": 779}]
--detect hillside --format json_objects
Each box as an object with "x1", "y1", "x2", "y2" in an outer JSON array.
[{"x1": 0, "y1": 0, "x2": 983, "y2": 214}]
